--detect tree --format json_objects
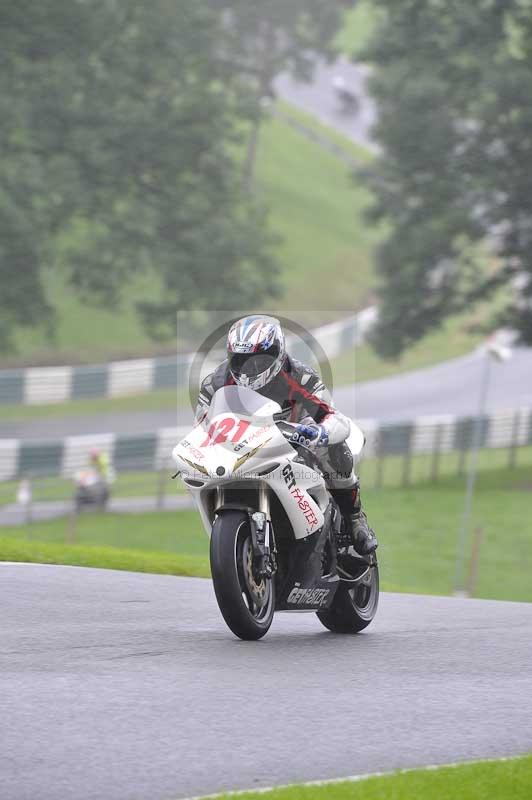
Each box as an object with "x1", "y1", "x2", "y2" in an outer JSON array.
[
  {"x1": 360, "y1": 0, "x2": 532, "y2": 357},
  {"x1": 0, "y1": 0, "x2": 278, "y2": 352},
  {"x1": 212, "y1": 0, "x2": 350, "y2": 188}
]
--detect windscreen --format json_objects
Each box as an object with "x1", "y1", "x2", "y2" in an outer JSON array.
[{"x1": 207, "y1": 385, "x2": 280, "y2": 422}]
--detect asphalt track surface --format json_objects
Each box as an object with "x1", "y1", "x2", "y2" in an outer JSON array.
[
  {"x1": 2, "y1": 564, "x2": 531, "y2": 800},
  {"x1": 3, "y1": 346, "x2": 532, "y2": 443},
  {"x1": 335, "y1": 345, "x2": 532, "y2": 422}
]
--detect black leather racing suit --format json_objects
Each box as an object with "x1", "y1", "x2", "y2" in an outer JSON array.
[{"x1": 195, "y1": 355, "x2": 360, "y2": 517}]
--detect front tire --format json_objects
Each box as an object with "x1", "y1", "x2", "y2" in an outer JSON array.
[
  {"x1": 317, "y1": 557, "x2": 379, "y2": 633},
  {"x1": 210, "y1": 511, "x2": 275, "y2": 641}
]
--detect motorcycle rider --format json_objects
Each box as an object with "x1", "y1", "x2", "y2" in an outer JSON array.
[
  {"x1": 89, "y1": 448, "x2": 113, "y2": 483},
  {"x1": 195, "y1": 315, "x2": 377, "y2": 555}
]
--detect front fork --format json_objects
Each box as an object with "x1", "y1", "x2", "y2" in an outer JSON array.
[
  {"x1": 251, "y1": 483, "x2": 276, "y2": 577},
  {"x1": 215, "y1": 483, "x2": 276, "y2": 578}
]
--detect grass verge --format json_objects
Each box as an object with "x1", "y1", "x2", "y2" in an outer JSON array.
[
  {"x1": 0, "y1": 537, "x2": 209, "y2": 578},
  {"x1": 357, "y1": 446, "x2": 532, "y2": 492},
  {"x1": 206, "y1": 755, "x2": 532, "y2": 800},
  {"x1": 3, "y1": 443, "x2": 529, "y2": 507},
  {"x1": 0, "y1": 469, "x2": 185, "y2": 506},
  {"x1": 3, "y1": 471, "x2": 532, "y2": 602},
  {"x1": 275, "y1": 101, "x2": 373, "y2": 165}
]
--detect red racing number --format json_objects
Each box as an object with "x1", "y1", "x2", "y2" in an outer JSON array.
[{"x1": 200, "y1": 417, "x2": 250, "y2": 447}]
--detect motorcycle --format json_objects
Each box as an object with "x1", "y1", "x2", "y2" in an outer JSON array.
[
  {"x1": 332, "y1": 74, "x2": 359, "y2": 115},
  {"x1": 172, "y1": 385, "x2": 379, "y2": 640},
  {"x1": 73, "y1": 469, "x2": 110, "y2": 512}
]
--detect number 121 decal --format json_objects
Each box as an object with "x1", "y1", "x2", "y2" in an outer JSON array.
[{"x1": 200, "y1": 417, "x2": 250, "y2": 447}]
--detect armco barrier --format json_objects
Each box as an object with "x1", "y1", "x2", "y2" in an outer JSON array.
[
  {"x1": 0, "y1": 354, "x2": 192, "y2": 407},
  {"x1": 0, "y1": 407, "x2": 529, "y2": 484},
  {"x1": 0, "y1": 310, "x2": 377, "y2": 406}
]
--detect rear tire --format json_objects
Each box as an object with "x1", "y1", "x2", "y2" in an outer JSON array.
[
  {"x1": 210, "y1": 511, "x2": 275, "y2": 641},
  {"x1": 317, "y1": 558, "x2": 379, "y2": 633}
]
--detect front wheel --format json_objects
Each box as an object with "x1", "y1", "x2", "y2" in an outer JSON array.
[
  {"x1": 317, "y1": 557, "x2": 379, "y2": 633},
  {"x1": 210, "y1": 511, "x2": 275, "y2": 640}
]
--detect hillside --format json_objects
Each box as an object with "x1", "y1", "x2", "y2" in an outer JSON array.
[{"x1": 6, "y1": 108, "x2": 379, "y2": 368}]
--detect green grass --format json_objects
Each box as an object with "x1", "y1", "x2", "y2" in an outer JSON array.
[
  {"x1": 371, "y1": 486, "x2": 532, "y2": 601},
  {"x1": 0, "y1": 537, "x2": 209, "y2": 578},
  {"x1": 256, "y1": 114, "x2": 379, "y2": 317},
  {"x1": 0, "y1": 510, "x2": 210, "y2": 578},
  {"x1": 276, "y1": 101, "x2": 373, "y2": 164},
  {"x1": 358, "y1": 447, "x2": 532, "y2": 492},
  {"x1": 4, "y1": 509, "x2": 206, "y2": 553},
  {"x1": 11, "y1": 270, "x2": 169, "y2": 367},
  {"x1": 208, "y1": 755, "x2": 532, "y2": 800},
  {"x1": 3, "y1": 442, "x2": 528, "y2": 507},
  {"x1": 0, "y1": 469, "x2": 185, "y2": 507},
  {"x1": 3, "y1": 462, "x2": 532, "y2": 602},
  {"x1": 335, "y1": 0, "x2": 379, "y2": 59}
]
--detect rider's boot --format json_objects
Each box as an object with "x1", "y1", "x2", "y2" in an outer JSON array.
[{"x1": 332, "y1": 482, "x2": 378, "y2": 555}]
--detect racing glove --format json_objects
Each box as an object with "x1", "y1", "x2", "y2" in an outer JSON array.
[{"x1": 291, "y1": 423, "x2": 329, "y2": 449}]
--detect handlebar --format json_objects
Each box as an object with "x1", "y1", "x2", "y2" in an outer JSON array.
[{"x1": 276, "y1": 420, "x2": 321, "y2": 467}]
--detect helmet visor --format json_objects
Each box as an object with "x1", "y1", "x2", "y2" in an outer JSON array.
[{"x1": 229, "y1": 343, "x2": 280, "y2": 382}]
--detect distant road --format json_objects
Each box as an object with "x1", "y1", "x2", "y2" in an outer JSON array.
[
  {"x1": 334, "y1": 346, "x2": 532, "y2": 422},
  {"x1": 275, "y1": 56, "x2": 378, "y2": 151},
  {"x1": 2, "y1": 565, "x2": 531, "y2": 800},
  {"x1": 2, "y1": 346, "x2": 532, "y2": 442}
]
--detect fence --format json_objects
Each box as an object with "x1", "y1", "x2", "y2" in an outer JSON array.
[
  {"x1": 0, "y1": 310, "x2": 377, "y2": 406},
  {"x1": 359, "y1": 407, "x2": 531, "y2": 487},
  {"x1": 1, "y1": 407, "x2": 530, "y2": 488}
]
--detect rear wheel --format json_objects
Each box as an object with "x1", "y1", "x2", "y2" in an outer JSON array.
[
  {"x1": 317, "y1": 555, "x2": 379, "y2": 633},
  {"x1": 210, "y1": 511, "x2": 275, "y2": 640}
]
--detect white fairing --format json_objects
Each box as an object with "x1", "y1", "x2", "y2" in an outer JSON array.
[{"x1": 172, "y1": 386, "x2": 362, "y2": 540}]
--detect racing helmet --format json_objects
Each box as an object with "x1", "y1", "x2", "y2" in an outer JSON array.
[{"x1": 227, "y1": 315, "x2": 285, "y2": 390}]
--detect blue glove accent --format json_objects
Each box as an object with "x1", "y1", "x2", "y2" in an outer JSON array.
[{"x1": 291, "y1": 423, "x2": 329, "y2": 448}]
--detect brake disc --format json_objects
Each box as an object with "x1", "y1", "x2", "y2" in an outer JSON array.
[{"x1": 243, "y1": 537, "x2": 268, "y2": 608}]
